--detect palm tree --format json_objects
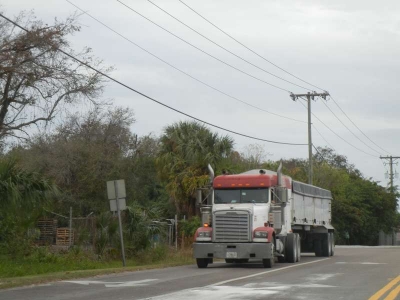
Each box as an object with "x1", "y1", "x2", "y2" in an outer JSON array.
[
  {"x1": 156, "y1": 121, "x2": 233, "y2": 216},
  {"x1": 0, "y1": 159, "x2": 58, "y2": 211},
  {"x1": 0, "y1": 158, "x2": 58, "y2": 254}
]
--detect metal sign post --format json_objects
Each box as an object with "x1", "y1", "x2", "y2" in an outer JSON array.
[
  {"x1": 175, "y1": 215, "x2": 178, "y2": 251},
  {"x1": 107, "y1": 179, "x2": 127, "y2": 267}
]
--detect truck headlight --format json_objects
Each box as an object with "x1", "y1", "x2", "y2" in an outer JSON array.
[
  {"x1": 195, "y1": 228, "x2": 212, "y2": 242},
  {"x1": 254, "y1": 231, "x2": 268, "y2": 238},
  {"x1": 198, "y1": 231, "x2": 211, "y2": 238},
  {"x1": 253, "y1": 230, "x2": 268, "y2": 242}
]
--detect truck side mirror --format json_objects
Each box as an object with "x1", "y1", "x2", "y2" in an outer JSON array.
[
  {"x1": 276, "y1": 187, "x2": 288, "y2": 203},
  {"x1": 196, "y1": 189, "x2": 203, "y2": 205}
]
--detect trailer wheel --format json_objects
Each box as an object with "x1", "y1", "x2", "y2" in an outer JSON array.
[
  {"x1": 296, "y1": 233, "x2": 301, "y2": 262},
  {"x1": 196, "y1": 258, "x2": 209, "y2": 268},
  {"x1": 263, "y1": 258, "x2": 274, "y2": 268},
  {"x1": 330, "y1": 233, "x2": 335, "y2": 256},
  {"x1": 285, "y1": 233, "x2": 296, "y2": 263},
  {"x1": 314, "y1": 239, "x2": 322, "y2": 257},
  {"x1": 321, "y1": 233, "x2": 330, "y2": 257}
]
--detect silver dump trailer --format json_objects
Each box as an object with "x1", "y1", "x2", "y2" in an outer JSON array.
[
  {"x1": 291, "y1": 181, "x2": 334, "y2": 256},
  {"x1": 193, "y1": 164, "x2": 334, "y2": 268}
]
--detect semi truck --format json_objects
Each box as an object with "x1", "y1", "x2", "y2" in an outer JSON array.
[{"x1": 193, "y1": 163, "x2": 334, "y2": 268}]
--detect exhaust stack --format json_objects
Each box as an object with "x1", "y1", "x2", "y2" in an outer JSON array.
[
  {"x1": 277, "y1": 161, "x2": 283, "y2": 187},
  {"x1": 208, "y1": 164, "x2": 214, "y2": 184},
  {"x1": 276, "y1": 161, "x2": 286, "y2": 231}
]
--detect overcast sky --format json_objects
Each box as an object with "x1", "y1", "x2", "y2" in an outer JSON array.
[{"x1": 4, "y1": 0, "x2": 400, "y2": 191}]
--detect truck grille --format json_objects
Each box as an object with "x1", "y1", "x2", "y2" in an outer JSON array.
[{"x1": 214, "y1": 212, "x2": 250, "y2": 242}]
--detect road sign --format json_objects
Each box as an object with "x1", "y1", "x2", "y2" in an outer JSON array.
[
  {"x1": 109, "y1": 198, "x2": 127, "y2": 212},
  {"x1": 106, "y1": 179, "x2": 127, "y2": 267},
  {"x1": 107, "y1": 179, "x2": 126, "y2": 200}
]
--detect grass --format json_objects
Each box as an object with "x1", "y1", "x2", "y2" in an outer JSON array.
[{"x1": 0, "y1": 246, "x2": 194, "y2": 290}]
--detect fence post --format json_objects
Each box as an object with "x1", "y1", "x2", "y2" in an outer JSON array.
[{"x1": 69, "y1": 207, "x2": 72, "y2": 248}]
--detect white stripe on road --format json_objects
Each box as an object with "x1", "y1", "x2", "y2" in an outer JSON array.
[
  {"x1": 212, "y1": 258, "x2": 331, "y2": 286},
  {"x1": 64, "y1": 279, "x2": 158, "y2": 288},
  {"x1": 335, "y1": 262, "x2": 387, "y2": 265}
]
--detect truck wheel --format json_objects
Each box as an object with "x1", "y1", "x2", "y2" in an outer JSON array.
[
  {"x1": 314, "y1": 239, "x2": 322, "y2": 257},
  {"x1": 263, "y1": 258, "x2": 274, "y2": 268},
  {"x1": 196, "y1": 258, "x2": 209, "y2": 268},
  {"x1": 285, "y1": 233, "x2": 296, "y2": 263},
  {"x1": 296, "y1": 233, "x2": 301, "y2": 262},
  {"x1": 330, "y1": 233, "x2": 335, "y2": 256},
  {"x1": 321, "y1": 233, "x2": 330, "y2": 257}
]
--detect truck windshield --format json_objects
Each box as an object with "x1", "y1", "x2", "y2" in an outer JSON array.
[{"x1": 214, "y1": 188, "x2": 269, "y2": 204}]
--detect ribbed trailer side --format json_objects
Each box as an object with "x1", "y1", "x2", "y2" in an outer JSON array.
[{"x1": 291, "y1": 181, "x2": 334, "y2": 230}]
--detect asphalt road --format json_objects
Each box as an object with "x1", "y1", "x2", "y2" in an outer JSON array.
[{"x1": 1, "y1": 246, "x2": 399, "y2": 300}]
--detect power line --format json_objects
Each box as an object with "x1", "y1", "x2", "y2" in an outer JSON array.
[
  {"x1": 298, "y1": 96, "x2": 378, "y2": 157},
  {"x1": 320, "y1": 99, "x2": 382, "y2": 156},
  {"x1": 330, "y1": 95, "x2": 391, "y2": 155},
  {"x1": 177, "y1": 0, "x2": 390, "y2": 157},
  {"x1": 297, "y1": 100, "x2": 335, "y2": 150},
  {"x1": 0, "y1": 13, "x2": 307, "y2": 146},
  {"x1": 380, "y1": 156, "x2": 400, "y2": 192},
  {"x1": 312, "y1": 144, "x2": 329, "y2": 163},
  {"x1": 177, "y1": 0, "x2": 326, "y2": 92},
  {"x1": 146, "y1": 0, "x2": 312, "y2": 91},
  {"x1": 312, "y1": 124, "x2": 335, "y2": 150},
  {"x1": 290, "y1": 91, "x2": 330, "y2": 185},
  {"x1": 116, "y1": 0, "x2": 292, "y2": 93},
  {"x1": 66, "y1": 0, "x2": 306, "y2": 124}
]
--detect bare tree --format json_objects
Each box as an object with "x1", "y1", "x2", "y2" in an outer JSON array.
[
  {"x1": 0, "y1": 11, "x2": 110, "y2": 142},
  {"x1": 241, "y1": 144, "x2": 270, "y2": 169}
]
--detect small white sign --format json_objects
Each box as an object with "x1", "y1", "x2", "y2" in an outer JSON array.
[
  {"x1": 110, "y1": 198, "x2": 127, "y2": 212},
  {"x1": 226, "y1": 252, "x2": 237, "y2": 258},
  {"x1": 107, "y1": 179, "x2": 126, "y2": 199}
]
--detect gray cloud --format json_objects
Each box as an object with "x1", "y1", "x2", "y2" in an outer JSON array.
[{"x1": 4, "y1": 0, "x2": 400, "y2": 191}]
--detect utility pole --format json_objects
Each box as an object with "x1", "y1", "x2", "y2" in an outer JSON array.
[
  {"x1": 380, "y1": 156, "x2": 400, "y2": 192},
  {"x1": 290, "y1": 91, "x2": 330, "y2": 185}
]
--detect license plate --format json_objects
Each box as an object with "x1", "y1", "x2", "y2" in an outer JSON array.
[{"x1": 226, "y1": 252, "x2": 237, "y2": 258}]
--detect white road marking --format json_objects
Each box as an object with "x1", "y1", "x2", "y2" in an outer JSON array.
[
  {"x1": 335, "y1": 262, "x2": 387, "y2": 265},
  {"x1": 139, "y1": 259, "x2": 331, "y2": 300},
  {"x1": 244, "y1": 282, "x2": 337, "y2": 289},
  {"x1": 143, "y1": 281, "x2": 336, "y2": 299},
  {"x1": 335, "y1": 246, "x2": 400, "y2": 249},
  {"x1": 143, "y1": 285, "x2": 280, "y2": 300},
  {"x1": 211, "y1": 258, "x2": 330, "y2": 286},
  {"x1": 304, "y1": 273, "x2": 342, "y2": 282},
  {"x1": 64, "y1": 279, "x2": 158, "y2": 288}
]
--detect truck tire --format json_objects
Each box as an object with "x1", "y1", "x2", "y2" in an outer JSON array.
[
  {"x1": 263, "y1": 258, "x2": 274, "y2": 268},
  {"x1": 314, "y1": 239, "x2": 322, "y2": 257},
  {"x1": 321, "y1": 233, "x2": 330, "y2": 257},
  {"x1": 296, "y1": 233, "x2": 301, "y2": 262},
  {"x1": 285, "y1": 233, "x2": 297, "y2": 263},
  {"x1": 196, "y1": 258, "x2": 209, "y2": 268},
  {"x1": 330, "y1": 232, "x2": 335, "y2": 256}
]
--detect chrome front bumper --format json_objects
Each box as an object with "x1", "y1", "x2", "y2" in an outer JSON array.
[{"x1": 193, "y1": 242, "x2": 273, "y2": 259}]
